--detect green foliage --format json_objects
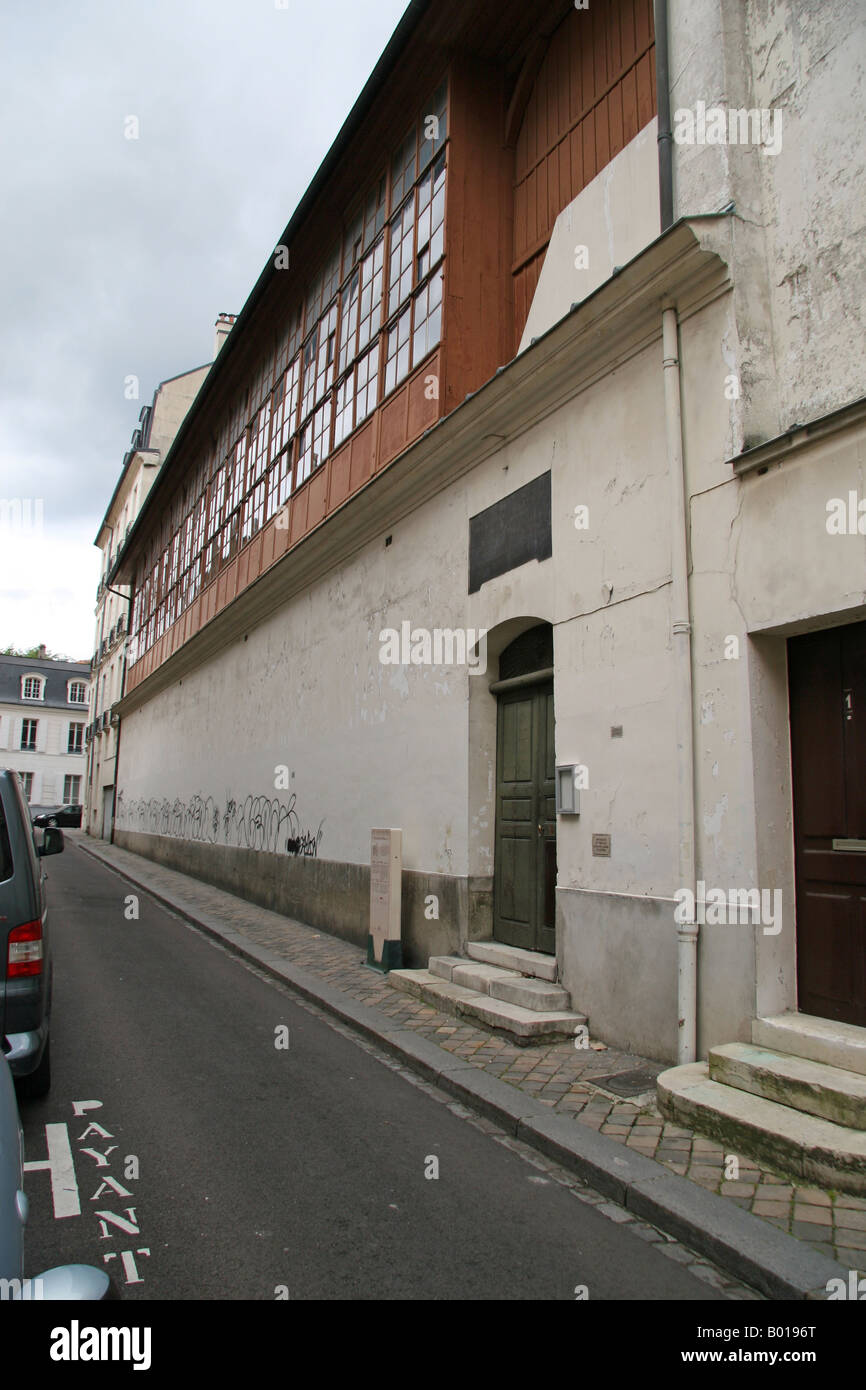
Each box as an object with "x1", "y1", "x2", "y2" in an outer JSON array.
[{"x1": 1, "y1": 645, "x2": 73, "y2": 660}]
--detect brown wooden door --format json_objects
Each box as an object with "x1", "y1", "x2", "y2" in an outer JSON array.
[
  {"x1": 493, "y1": 682, "x2": 556, "y2": 954},
  {"x1": 789, "y1": 621, "x2": 866, "y2": 1026}
]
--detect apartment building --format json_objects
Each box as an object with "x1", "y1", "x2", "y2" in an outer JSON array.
[
  {"x1": 85, "y1": 343, "x2": 226, "y2": 837},
  {"x1": 0, "y1": 652, "x2": 91, "y2": 809}
]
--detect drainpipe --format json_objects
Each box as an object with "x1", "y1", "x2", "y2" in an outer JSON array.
[
  {"x1": 662, "y1": 306, "x2": 697, "y2": 1064},
  {"x1": 104, "y1": 585, "x2": 131, "y2": 846},
  {"x1": 654, "y1": 0, "x2": 674, "y2": 231}
]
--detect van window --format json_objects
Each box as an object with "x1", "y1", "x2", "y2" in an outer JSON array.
[{"x1": 0, "y1": 801, "x2": 13, "y2": 882}]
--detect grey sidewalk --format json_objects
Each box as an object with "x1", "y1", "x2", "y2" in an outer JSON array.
[{"x1": 74, "y1": 831, "x2": 863, "y2": 1298}]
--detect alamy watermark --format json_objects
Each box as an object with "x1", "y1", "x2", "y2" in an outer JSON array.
[
  {"x1": 674, "y1": 881, "x2": 782, "y2": 935},
  {"x1": 673, "y1": 101, "x2": 782, "y2": 157},
  {"x1": 0, "y1": 497, "x2": 44, "y2": 537},
  {"x1": 379, "y1": 622, "x2": 487, "y2": 674},
  {"x1": 826, "y1": 492, "x2": 866, "y2": 535}
]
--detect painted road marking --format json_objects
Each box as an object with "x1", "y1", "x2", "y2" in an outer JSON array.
[
  {"x1": 80, "y1": 1145, "x2": 118, "y2": 1167},
  {"x1": 103, "y1": 1248, "x2": 150, "y2": 1284},
  {"x1": 23, "y1": 1123, "x2": 81, "y2": 1218},
  {"x1": 71, "y1": 1099, "x2": 103, "y2": 1117},
  {"x1": 96, "y1": 1207, "x2": 140, "y2": 1239}
]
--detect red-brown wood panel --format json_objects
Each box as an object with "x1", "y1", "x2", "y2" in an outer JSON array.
[
  {"x1": 442, "y1": 54, "x2": 514, "y2": 405},
  {"x1": 237, "y1": 545, "x2": 250, "y2": 593},
  {"x1": 290, "y1": 487, "x2": 308, "y2": 546},
  {"x1": 307, "y1": 467, "x2": 328, "y2": 531},
  {"x1": 329, "y1": 442, "x2": 352, "y2": 509},
  {"x1": 511, "y1": 0, "x2": 655, "y2": 341},
  {"x1": 351, "y1": 419, "x2": 375, "y2": 487},
  {"x1": 260, "y1": 517, "x2": 276, "y2": 572},
  {"x1": 247, "y1": 531, "x2": 263, "y2": 585}
]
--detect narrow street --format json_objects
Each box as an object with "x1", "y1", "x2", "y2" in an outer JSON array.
[{"x1": 19, "y1": 838, "x2": 730, "y2": 1301}]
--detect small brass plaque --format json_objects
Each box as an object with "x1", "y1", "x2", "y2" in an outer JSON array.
[{"x1": 592, "y1": 833, "x2": 611, "y2": 857}]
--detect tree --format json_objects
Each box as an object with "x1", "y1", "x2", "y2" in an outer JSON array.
[{"x1": 1, "y1": 645, "x2": 75, "y2": 660}]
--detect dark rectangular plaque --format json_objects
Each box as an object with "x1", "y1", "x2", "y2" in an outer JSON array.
[{"x1": 468, "y1": 471, "x2": 551, "y2": 594}]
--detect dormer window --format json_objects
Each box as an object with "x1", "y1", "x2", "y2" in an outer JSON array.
[
  {"x1": 68, "y1": 680, "x2": 88, "y2": 705},
  {"x1": 21, "y1": 674, "x2": 44, "y2": 701}
]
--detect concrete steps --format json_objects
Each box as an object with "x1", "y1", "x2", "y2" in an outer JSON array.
[
  {"x1": 658, "y1": 1013, "x2": 866, "y2": 1194},
  {"x1": 464, "y1": 939, "x2": 559, "y2": 982},
  {"x1": 657, "y1": 1061, "x2": 866, "y2": 1194},
  {"x1": 753, "y1": 1012, "x2": 866, "y2": 1077},
  {"x1": 388, "y1": 939, "x2": 585, "y2": 1045},
  {"x1": 709, "y1": 1041, "x2": 866, "y2": 1131},
  {"x1": 430, "y1": 955, "x2": 571, "y2": 1011}
]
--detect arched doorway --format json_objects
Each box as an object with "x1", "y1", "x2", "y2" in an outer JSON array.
[{"x1": 491, "y1": 623, "x2": 556, "y2": 954}]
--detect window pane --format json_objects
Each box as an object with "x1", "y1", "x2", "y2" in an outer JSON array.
[
  {"x1": 358, "y1": 236, "x2": 384, "y2": 352},
  {"x1": 391, "y1": 127, "x2": 416, "y2": 209},
  {"x1": 334, "y1": 372, "x2": 355, "y2": 448},
  {"x1": 338, "y1": 269, "x2": 359, "y2": 375},
  {"x1": 388, "y1": 197, "x2": 414, "y2": 313},
  {"x1": 356, "y1": 342, "x2": 379, "y2": 423},
  {"x1": 384, "y1": 306, "x2": 411, "y2": 396}
]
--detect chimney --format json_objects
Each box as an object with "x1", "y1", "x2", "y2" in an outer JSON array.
[
  {"x1": 37, "y1": 644, "x2": 47, "y2": 659},
  {"x1": 214, "y1": 312, "x2": 237, "y2": 358}
]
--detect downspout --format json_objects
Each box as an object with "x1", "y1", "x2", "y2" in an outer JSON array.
[
  {"x1": 655, "y1": 1, "x2": 697, "y2": 1063},
  {"x1": 663, "y1": 306, "x2": 697, "y2": 1064},
  {"x1": 105, "y1": 584, "x2": 132, "y2": 847},
  {"x1": 654, "y1": 0, "x2": 674, "y2": 231}
]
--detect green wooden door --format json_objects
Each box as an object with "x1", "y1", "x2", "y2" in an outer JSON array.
[{"x1": 493, "y1": 681, "x2": 556, "y2": 954}]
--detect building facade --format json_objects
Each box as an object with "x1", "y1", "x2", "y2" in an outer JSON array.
[
  {"x1": 0, "y1": 652, "x2": 91, "y2": 809},
  {"x1": 85, "y1": 343, "x2": 225, "y2": 838},
  {"x1": 107, "y1": 0, "x2": 866, "y2": 1072}
]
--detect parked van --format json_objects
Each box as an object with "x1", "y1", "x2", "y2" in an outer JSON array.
[{"x1": 0, "y1": 768, "x2": 61, "y2": 1097}]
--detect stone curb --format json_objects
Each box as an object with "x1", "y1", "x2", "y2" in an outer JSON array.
[{"x1": 77, "y1": 837, "x2": 847, "y2": 1301}]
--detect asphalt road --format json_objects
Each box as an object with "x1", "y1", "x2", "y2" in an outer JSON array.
[{"x1": 18, "y1": 837, "x2": 726, "y2": 1301}]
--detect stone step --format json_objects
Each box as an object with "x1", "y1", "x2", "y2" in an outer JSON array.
[
  {"x1": 753, "y1": 1012, "x2": 866, "y2": 1078},
  {"x1": 428, "y1": 955, "x2": 472, "y2": 982},
  {"x1": 452, "y1": 962, "x2": 522, "y2": 994},
  {"x1": 489, "y1": 976, "x2": 571, "y2": 1012},
  {"x1": 464, "y1": 939, "x2": 558, "y2": 982},
  {"x1": 388, "y1": 968, "x2": 586, "y2": 1046},
  {"x1": 710, "y1": 1042, "x2": 866, "y2": 1130},
  {"x1": 429, "y1": 955, "x2": 570, "y2": 1011},
  {"x1": 657, "y1": 1061, "x2": 866, "y2": 1196}
]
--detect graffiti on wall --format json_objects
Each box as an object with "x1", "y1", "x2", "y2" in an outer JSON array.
[{"x1": 114, "y1": 790, "x2": 324, "y2": 858}]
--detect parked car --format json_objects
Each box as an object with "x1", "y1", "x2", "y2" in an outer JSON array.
[
  {"x1": 32, "y1": 804, "x2": 82, "y2": 829},
  {"x1": 0, "y1": 769, "x2": 60, "y2": 1098},
  {"x1": 0, "y1": 1049, "x2": 111, "y2": 1300}
]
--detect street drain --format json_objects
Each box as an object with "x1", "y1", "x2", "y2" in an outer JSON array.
[{"x1": 589, "y1": 1068, "x2": 662, "y2": 1097}]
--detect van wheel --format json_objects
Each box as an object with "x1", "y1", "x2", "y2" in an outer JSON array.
[{"x1": 17, "y1": 1039, "x2": 51, "y2": 1099}]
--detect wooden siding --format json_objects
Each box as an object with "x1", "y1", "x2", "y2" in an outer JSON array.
[
  {"x1": 442, "y1": 55, "x2": 514, "y2": 417},
  {"x1": 512, "y1": 0, "x2": 655, "y2": 345}
]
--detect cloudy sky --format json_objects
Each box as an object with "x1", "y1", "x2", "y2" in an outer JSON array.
[{"x1": 0, "y1": 0, "x2": 407, "y2": 660}]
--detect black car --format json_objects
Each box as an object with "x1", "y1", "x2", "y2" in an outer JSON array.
[
  {"x1": 0, "y1": 769, "x2": 62, "y2": 1097},
  {"x1": 32, "y1": 804, "x2": 82, "y2": 829}
]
